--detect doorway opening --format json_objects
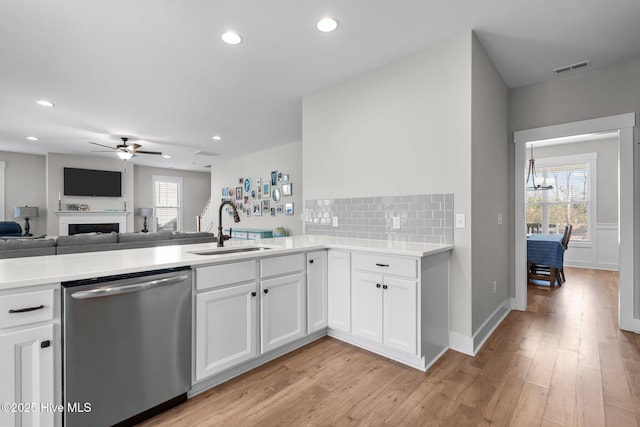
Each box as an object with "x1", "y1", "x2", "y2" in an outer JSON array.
[{"x1": 513, "y1": 113, "x2": 636, "y2": 332}]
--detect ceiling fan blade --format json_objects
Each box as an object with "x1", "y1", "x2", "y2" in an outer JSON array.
[
  {"x1": 88, "y1": 141, "x2": 116, "y2": 150},
  {"x1": 129, "y1": 143, "x2": 142, "y2": 150},
  {"x1": 91, "y1": 150, "x2": 117, "y2": 153},
  {"x1": 133, "y1": 150, "x2": 163, "y2": 155}
]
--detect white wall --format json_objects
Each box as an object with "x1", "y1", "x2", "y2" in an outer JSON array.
[
  {"x1": 303, "y1": 32, "x2": 475, "y2": 336},
  {"x1": 46, "y1": 153, "x2": 134, "y2": 235},
  {"x1": 134, "y1": 165, "x2": 210, "y2": 233},
  {"x1": 210, "y1": 142, "x2": 303, "y2": 236},
  {"x1": 0, "y1": 151, "x2": 47, "y2": 235},
  {"x1": 470, "y1": 35, "x2": 510, "y2": 333},
  {"x1": 509, "y1": 57, "x2": 640, "y2": 317}
]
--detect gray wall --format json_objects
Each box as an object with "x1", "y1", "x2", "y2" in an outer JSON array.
[
  {"x1": 470, "y1": 35, "x2": 510, "y2": 333},
  {"x1": 210, "y1": 142, "x2": 303, "y2": 236},
  {"x1": 509, "y1": 56, "x2": 640, "y2": 316},
  {"x1": 535, "y1": 137, "x2": 618, "y2": 224},
  {"x1": 134, "y1": 165, "x2": 210, "y2": 233},
  {"x1": 0, "y1": 151, "x2": 47, "y2": 235},
  {"x1": 46, "y1": 153, "x2": 134, "y2": 235},
  {"x1": 303, "y1": 32, "x2": 476, "y2": 336}
]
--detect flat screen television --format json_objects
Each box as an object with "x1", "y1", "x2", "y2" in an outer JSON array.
[{"x1": 64, "y1": 167, "x2": 122, "y2": 197}]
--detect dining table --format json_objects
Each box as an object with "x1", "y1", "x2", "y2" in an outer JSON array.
[{"x1": 527, "y1": 233, "x2": 566, "y2": 287}]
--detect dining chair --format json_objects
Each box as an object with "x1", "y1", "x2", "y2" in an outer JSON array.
[
  {"x1": 527, "y1": 223, "x2": 572, "y2": 288},
  {"x1": 526, "y1": 222, "x2": 541, "y2": 234},
  {"x1": 558, "y1": 224, "x2": 572, "y2": 282}
]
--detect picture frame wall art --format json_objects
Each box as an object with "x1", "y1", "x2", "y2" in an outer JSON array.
[
  {"x1": 282, "y1": 183, "x2": 292, "y2": 196},
  {"x1": 271, "y1": 171, "x2": 277, "y2": 186},
  {"x1": 282, "y1": 173, "x2": 289, "y2": 183},
  {"x1": 276, "y1": 205, "x2": 283, "y2": 214},
  {"x1": 263, "y1": 182, "x2": 270, "y2": 195},
  {"x1": 235, "y1": 187, "x2": 243, "y2": 200},
  {"x1": 262, "y1": 200, "x2": 270, "y2": 212},
  {"x1": 222, "y1": 187, "x2": 229, "y2": 197},
  {"x1": 285, "y1": 202, "x2": 294, "y2": 215},
  {"x1": 252, "y1": 202, "x2": 262, "y2": 216},
  {"x1": 244, "y1": 178, "x2": 251, "y2": 193}
]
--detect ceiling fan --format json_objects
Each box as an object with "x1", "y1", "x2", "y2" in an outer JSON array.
[{"x1": 89, "y1": 137, "x2": 162, "y2": 160}]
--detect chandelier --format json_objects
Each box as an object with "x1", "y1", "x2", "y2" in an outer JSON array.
[{"x1": 526, "y1": 146, "x2": 553, "y2": 191}]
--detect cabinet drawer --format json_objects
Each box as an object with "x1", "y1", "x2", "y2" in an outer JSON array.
[
  {"x1": 196, "y1": 260, "x2": 257, "y2": 291},
  {"x1": 260, "y1": 254, "x2": 304, "y2": 278},
  {"x1": 0, "y1": 289, "x2": 55, "y2": 329},
  {"x1": 232, "y1": 231, "x2": 248, "y2": 239},
  {"x1": 352, "y1": 252, "x2": 417, "y2": 278}
]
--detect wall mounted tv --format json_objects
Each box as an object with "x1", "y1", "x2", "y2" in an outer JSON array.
[{"x1": 63, "y1": 167, "x2": 122, "y2": 197}]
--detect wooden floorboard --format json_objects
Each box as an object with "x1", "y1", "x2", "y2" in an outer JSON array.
[{"x1": 140, "y1": 268, "x2": 640, "y2": 426}]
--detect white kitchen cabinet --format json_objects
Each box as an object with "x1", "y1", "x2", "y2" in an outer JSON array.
[
  {"x1": 351, "y1": 253, "x2": 418, "y2": 356},
  {"x1": 0, "y1": 285, "x2": 57, "y2": 427},
  {"x1": 352, "y1": 272, "x2": 417, "y2": 355},
  {"x1": 195, "y1": 261, "x2": 258, "y2": 382},
  {"x1": 306, "y1": 251, "x2": 328, "y2": 334},
  {"x1": 260, "y1": 272, "x2": 306, "y2": 353},
  {"x1": 327, "y1": 250, "x2": 351, "y2": 332},
  {"x1": 195, "y1": 283, "x2": 258, "y2": 381},
  {"x1": 351, "y1": 271, "x2": 383, "y2": 342}
]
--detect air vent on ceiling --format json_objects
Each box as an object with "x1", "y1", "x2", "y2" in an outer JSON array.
[
  {"x1": 553, "y1": 60, "x2": 591, "y2": 75},
  {"x1": 193, "y1": 150, "x2": 219, "y2": 157}
]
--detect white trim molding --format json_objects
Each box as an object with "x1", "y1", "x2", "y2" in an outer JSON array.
[
  {"x1": 449, "y1": 299, "x2": 511, "y2": 356},
  {"x1": 513, "y1": 112, "x2": 636, "y2": 333}
]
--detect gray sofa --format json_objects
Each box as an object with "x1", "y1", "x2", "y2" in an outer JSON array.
[
  {"x1": 0, "y1": 238, "x2": 57, "y2": 258},
  {"x1": 0, "y1": 231, "x2": 216, "y2": 258}
]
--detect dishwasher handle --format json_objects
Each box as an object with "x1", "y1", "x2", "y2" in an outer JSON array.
[{"x1": 71, "y1": 274, "x2": 190, "y2": 300}]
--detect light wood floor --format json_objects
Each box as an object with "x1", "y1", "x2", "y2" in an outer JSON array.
[{"x1": 141, "y1": 268, "x2": 640, "y2": 426}]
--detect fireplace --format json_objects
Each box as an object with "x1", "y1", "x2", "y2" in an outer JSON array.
[
  {"x1": 56, "y1": 211, "x2": 129, "y2": 236},
  {"x1": 69, "y1": 223, "x2": 120, "y2": 235}
]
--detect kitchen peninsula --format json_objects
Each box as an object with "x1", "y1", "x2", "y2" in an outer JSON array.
[{"x1": 0, "y1": 236, "x2": 452, "y2": 426}]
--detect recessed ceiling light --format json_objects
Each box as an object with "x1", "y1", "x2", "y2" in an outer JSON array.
[
  {"x1": 316, "y1": 17, "x2": 338, "y2": 33},
  {"x1": 212, "y1": 135, "x2": 222, "y2": 141},
  {"x1": 163, "y1": 155, "x2": 171, "y2": 159},
  {"x1": 221, "y1": 31, "x2": 242, "y2": 45},
  {"x1": 26, "y1": 136, "x2": 38, "y2": 141},
  {"x1": 36, "y1": 100, "x2": 55, "y2": 107}
]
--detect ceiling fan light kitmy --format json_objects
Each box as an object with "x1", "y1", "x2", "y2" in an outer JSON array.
[{"x1": 117, "y1": 150, "x2": 133, "y2": 160}]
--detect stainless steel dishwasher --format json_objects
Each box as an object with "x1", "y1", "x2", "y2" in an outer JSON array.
[{"x1": 62, "y1": 267, "x2": 192, "y2": 427}]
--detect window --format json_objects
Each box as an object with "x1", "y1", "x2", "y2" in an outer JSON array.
[
  {"x1": 153, "y1": 175, "x2": 183, "y2": 232},
  {"x1": 526, "y1": 153, "x2": 596, "y2": 241}
]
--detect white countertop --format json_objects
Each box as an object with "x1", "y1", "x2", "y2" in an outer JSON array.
[{"x1": 0, "y1": 235, "x2": 452, "y2": 291}]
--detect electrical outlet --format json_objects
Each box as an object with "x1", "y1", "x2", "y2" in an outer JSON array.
[
  {"x1": 455, "y1": 213, "x2": 466, "y2": 228},
  {"x1": 392, "y1": 217, "x2": 401, "y2": 229},
  {"x1": 497, "y1": 213, "x2": 503, "y2": 226},
  {"x1": 492, "y1": 280, "x2": 497, "y2": 294},
  {"x1": 332, "y1": 216, "x2": 338, "y2": 227}
]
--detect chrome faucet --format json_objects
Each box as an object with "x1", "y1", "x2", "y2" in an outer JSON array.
[{"x1": 217, "y1": 200, "x2": 241, "y2": 247}]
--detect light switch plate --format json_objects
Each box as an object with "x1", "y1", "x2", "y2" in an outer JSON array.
[{"x1": 455, "y1": 213, "x2": 466, "y2": 228}]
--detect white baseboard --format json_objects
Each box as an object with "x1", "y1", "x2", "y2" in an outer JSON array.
[
  {"x1": 448, "y1": 330, "x2": 474, "y2": 356},
  {"x1": 473, "y1": 300, "x2": 511, "y2": 355},
  {"x1": 449, "y1": 299, "x2": 511, "y2": 357}
]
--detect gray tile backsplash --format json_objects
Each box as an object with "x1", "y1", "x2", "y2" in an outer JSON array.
[{"x1": 304, "y1": 194, "x2": 453, "y2": 244}]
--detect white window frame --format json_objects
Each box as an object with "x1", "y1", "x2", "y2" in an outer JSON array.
[
  {"x1": 152, "y1": 175, "x2": 183, "y2": 232},
  {"x1": 527, "y1": 152, "x2": 597, "y2": 246}
]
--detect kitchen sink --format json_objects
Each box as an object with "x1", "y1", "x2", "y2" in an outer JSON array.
[{"x1": 188, "y1": 246, "x2": 273, "y2": 256}]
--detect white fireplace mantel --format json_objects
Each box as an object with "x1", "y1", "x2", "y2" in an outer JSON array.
[{"x1": 56, "y1": 211, "x2": 129, "y2": 236}]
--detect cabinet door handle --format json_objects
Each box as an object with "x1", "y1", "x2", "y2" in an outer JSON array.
[
  {"x1": 376, "y1": 283, "x2": 381, "y2": 288},
  {"x1": 375, "y1": 263, "x2": 389, "y2": 267},
  {"x1": 40, "y1": 340, "x2": 51, "y2": 349},
  {"x1": 309, "y1": 259, "x2": 314, "y2": 264},
  {"x1": 251, "y1": 292, "x2": 257, "y2": 297},
  {"x1": 382, "y1": 284, "x2": 388, "y2": 290},
  {"x1": 264, "y1": 289, "x2": 269, "y2": 294},
  {"x1": 9, "y1": 304, "x2": 45, "y2": 314}
]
